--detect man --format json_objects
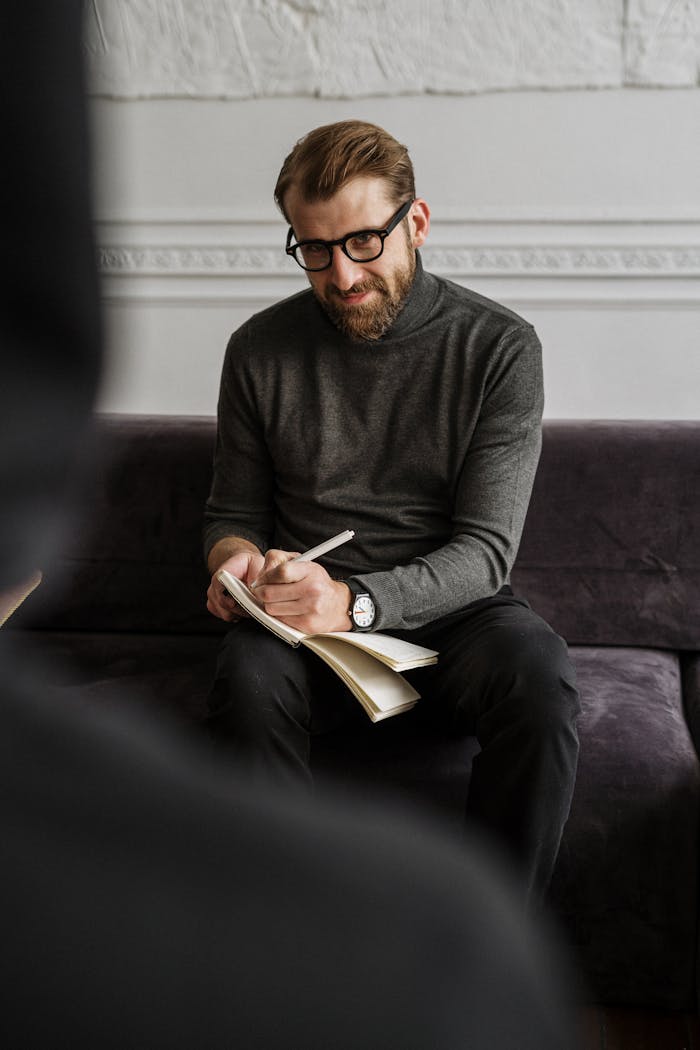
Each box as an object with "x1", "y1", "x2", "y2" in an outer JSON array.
[
  {"x1": 1, "y1": 11, "x2": 579, "y2": 1047},
  {"x1": 204, "y1": 120, "x2": 580, "y2": 905}
]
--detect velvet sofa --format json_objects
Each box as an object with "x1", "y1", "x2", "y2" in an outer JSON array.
[{"x1": 12, "y1": 415, "x2": 700, "y2": 1011}]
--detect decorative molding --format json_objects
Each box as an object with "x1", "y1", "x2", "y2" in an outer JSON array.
[
  {"x1": 428, "y1": 245, "x2": 700, "y2": 276},
  {"x1": 99, "y1": 246, "x2": 288, "y2": 275},
  {"x1": 98, "y1": 243, "x2": 700, "y2": 278},
  {"x1": 97, "y1": 211, "x2": 700, "y2": 296},
  {"x1": 96, "y1": 212, "x2": 700, "y2": 308},
  {"x1": 84, "y1": 0, "x2": 700, "y2": 99}
]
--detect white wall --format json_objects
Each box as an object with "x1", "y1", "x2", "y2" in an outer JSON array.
[{"x1": 90, "y1": 6, "x2": 700, "y2": 419}]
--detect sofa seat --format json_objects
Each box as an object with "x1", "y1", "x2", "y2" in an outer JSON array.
[
  {"x1": 549, "y1": 647, "x2": 699, "y2": 1009},
  {"x1": 22, "y1": 630, "x2": 221, "y2": 727}
]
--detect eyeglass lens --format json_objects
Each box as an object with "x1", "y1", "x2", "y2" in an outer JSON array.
[{"x1": 298, "y1": 232, "x2": 383, "y2": 271}]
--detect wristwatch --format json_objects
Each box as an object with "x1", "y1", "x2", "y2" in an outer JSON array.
[{"x1": 346, "y1": 579, "x2": 376, "y2": 632}]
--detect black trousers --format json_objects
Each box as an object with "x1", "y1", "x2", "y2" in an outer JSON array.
[{"x1": 207, "y1": 589, "x2": 580, "y2": 904}]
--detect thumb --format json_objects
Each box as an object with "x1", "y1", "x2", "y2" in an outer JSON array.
[{"x1": 251, "y1": 548, "x2": 300, "y2": 589}]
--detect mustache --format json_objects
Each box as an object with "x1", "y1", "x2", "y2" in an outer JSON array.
[{"x1": 328, "y1": 278, "x2": 388, "y2": 300}]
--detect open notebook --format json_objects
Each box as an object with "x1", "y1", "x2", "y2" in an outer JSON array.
[{"x1": 217, "y1": 570, "x2": 438, "y2": 722}]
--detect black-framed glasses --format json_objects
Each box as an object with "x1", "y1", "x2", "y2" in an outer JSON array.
[{"x1": 285, "y1": 199, "x2": 414, "y2": 272}]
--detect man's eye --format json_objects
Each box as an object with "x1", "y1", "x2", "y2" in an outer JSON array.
[
  {"x1": 346, "y1": 233, "x2": 381, "y2": 257},
  {"x1": 304, "y1": 243, "x2": 325, "y2": 256}
]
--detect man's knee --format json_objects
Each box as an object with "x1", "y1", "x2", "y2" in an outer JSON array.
[
  {"x1": 208, "y1": 624, "x2": 312, "y2": 735},
  {"x1": 482, "y1": 617, "x2": 580, "y2": 733}
]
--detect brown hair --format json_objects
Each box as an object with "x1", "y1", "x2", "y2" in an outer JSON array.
[{"x1": 274, "y1": 120, "x2": 415, "y2": 222}]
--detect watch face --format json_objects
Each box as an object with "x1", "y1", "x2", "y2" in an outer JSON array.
[{"x1": 352, "y1": 594, "x2": 375, "y2": 628}]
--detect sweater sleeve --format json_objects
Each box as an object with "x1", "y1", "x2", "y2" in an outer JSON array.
[
  {"x1": 350, "y1": 326, "x2": 544, "y2": 631},
  {"x1": 203, "y1": 325, "x2": 275, "y2": 560}
]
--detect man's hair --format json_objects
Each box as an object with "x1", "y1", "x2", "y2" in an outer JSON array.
[{"x1": 274, "y1": 120, "x2": 415, "y2": 222}]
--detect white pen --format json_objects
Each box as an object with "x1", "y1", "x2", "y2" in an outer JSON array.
[
  {"x1": 293, "y1": 529, "x2": 355, "y2": 563},
  {"x1": 249, "y1": 529, "x2": 355, "y2": 590}
]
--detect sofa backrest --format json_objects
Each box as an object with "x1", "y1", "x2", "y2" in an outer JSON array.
[
  {"x1": 19, "y1": 415, "x2": 221, "y2": 637},
  {"x1": 513, "y1": 420, "x2": 699, "y2": 649},
  {"x1": 17, "y1": 415, "x2": 700, "y2": 650}
]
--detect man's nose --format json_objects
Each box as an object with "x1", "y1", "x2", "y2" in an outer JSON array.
[{"x1": 327, "y1": 246, "x2": 365, "y2": 290}]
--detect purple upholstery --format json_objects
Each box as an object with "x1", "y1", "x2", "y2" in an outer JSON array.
[
  {"x1": 682, "y1": 653, "x2": 700, "y2": 750},
  {"x1": 512, "y1": 421, "x2": 700, "y2": 649},
  {"x1": 12, "y1": 414, "x2": 700, "y2": 1011},
  {"x1": 549, "y1": 648, "x2": 700, "y2": 1007},
  {"x1": 24, "y1": 416, "x2": 220, "y2": 636}
]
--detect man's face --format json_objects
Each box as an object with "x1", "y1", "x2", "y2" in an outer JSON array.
[{"x1": 284, "y1": 177, "x2": 429, "y2": 341}]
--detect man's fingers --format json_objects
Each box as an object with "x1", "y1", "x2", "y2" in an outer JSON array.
[
  {"x1": 206, "y1": 578, "x2": 247, "y2": 622},
  {"x1": 221, "y1": 590, "x2": 247, "y2": 620},
  {"x1": 251, "y1": 550, "x2": 301, "y2": 589}
]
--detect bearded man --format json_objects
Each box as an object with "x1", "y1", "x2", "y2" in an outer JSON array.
[{"x1": 203, "y1": 120, "x2": 580, "y2": 906}]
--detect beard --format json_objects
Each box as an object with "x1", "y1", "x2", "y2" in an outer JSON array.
[{"x1": 314, "y1": 251, "x2": 417, "y2": 342}]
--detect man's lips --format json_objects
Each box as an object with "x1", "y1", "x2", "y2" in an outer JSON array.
[
  {"x1": 336, "y1": 290, "x2": 372, "y2": 305},
  {"x1": 330, "y1": 283, "x2": 385, "y2": 306}
]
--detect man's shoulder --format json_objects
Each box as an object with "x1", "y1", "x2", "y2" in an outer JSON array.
[
  {"x1": 224, "y1": 287, "x2": 319, "y2": 368},
  {"x1": 243, "y1": 287, "x2": 317, "y2": 336},
  {"x1": 430, "y1": 270, "x2": 537, "y2": 340}
]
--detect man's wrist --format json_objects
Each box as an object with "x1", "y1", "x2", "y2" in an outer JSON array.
[{"x1": 334, "y1": 581, "x2": 353, "y2": 631}]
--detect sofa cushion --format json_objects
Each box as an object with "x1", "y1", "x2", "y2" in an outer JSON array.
[
  {"x1": 682, "y1": 652, "x2": 700, "y2": 758},
  {"x1": 24, "y1": 630, "x2": 222, "y2": 727},
  {"x1": 15, "y1": 416, "x2": 220, "y2": 636},
  {"x1": 549, "y1": 646, "x2": 700, "y2": 1009},
  {"x1": 512, "y1": 421, "x2": 700, "y2": 650}
]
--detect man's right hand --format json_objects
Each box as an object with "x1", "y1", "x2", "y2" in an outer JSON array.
[{"x1": 206, "y1": 549, "x2": 265, "y2": 622}]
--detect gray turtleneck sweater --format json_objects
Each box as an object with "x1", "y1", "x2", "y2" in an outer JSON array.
[{"x1": 204, "y1": 255, "x2": 543, "y2": 631}]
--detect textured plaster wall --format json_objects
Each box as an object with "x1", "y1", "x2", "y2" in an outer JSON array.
[{"x1": 85, "y1": 0, "x2": 700, "y2": 96}]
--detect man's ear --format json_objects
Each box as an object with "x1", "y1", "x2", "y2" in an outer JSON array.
[{"x1": 409, "y1": 199, "x2": 430, "y2": 249}]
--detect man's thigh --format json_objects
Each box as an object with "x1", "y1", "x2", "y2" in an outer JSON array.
[
  {"x1": 212, "y1": 619, "x2": 364, "y2": 735},
  {"x1": 400, "y1": 594, "x2": 576, "y2": 734}
]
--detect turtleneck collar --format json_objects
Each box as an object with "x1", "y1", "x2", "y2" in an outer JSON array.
[{"x1": 382, "y1": 250, "x2": 439, "y2": 341}]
